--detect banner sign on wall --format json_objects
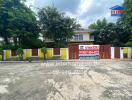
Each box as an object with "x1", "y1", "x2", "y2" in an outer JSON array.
[{"x1": 79, "y1": 45, "x2": 99, "y2": 56}]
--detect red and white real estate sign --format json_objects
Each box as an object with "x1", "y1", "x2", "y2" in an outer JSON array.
[{"x1": 79, "y1": 45, "x2": 99, "y2": 56}]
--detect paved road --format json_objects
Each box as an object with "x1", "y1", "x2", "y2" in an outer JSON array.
[{"x1": 0, "y1": 61, "x2": 132, "y2": 100}]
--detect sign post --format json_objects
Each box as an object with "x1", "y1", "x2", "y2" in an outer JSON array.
[{"x1": 79, "y1": 45, "x2": 100, "y2": 60}]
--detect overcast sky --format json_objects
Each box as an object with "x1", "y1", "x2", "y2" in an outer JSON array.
[{"x1": 26, "y1": 0, "x2": 124, "y2": 28}]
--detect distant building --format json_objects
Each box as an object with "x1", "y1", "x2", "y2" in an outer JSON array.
[
  {"x1": 44, "y1": 28, "x2": 95, "y2": 45},
  {"x1": 0, "y1": 29, "x2": 94, "y2": 47},
  {"x1": 68, "y1": 29, "x2": 95, "y2": 59},
  {"x1": 69, "y1": 29, "x2": 94, "y2": 45}
]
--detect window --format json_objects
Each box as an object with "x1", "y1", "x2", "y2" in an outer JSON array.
[
  {"x1": 74, "y1": 34, "x2": 83, "y2": 41},
  {"x1": 32, "y1": 49, "x2": 38, "y2": 56},
  {"x1": 90, "y1": 35, "x2": 94, "y2": 41},
  {"x1": 53, "y1": 48, "x2": 60, "y2": 56},
  {"x1": 11, "y1": 50, "x2": 17, "y2": 56}
]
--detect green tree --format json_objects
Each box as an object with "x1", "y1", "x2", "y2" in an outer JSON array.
[
  {"x1": 98, "y1": 23, "x2": 116, "y2": 44},
  {"x1": 38, "y1": 6, "x2": 77, "y2": 48},
  {"x1": 89, "y1": 18, "x2": 107, "y2": 30},
  {"x1": 115, "y1": 24, "x2": 130, "y2": 46},
  {"x1": 0, "y1": 0, "x2": 11, "y2": 44},
  {"x1": 117, "y1": 0, "x2": 132, "y2": 46},
  {"x1": 0, "y1": 0, "x2": 40, "y2": 48},
  {"x1": 89, "y1": 18, "x2": 108, "y2": 44},
  {"x1": 118, "y1": 0, "x2": 132, "y2": 32},
  {"x1": 41, "y1": 47, "x2": 47, "y2": 60},
  {"x1": 17, "y1": 48, "x2": 23, "y2": 60},
  {"x1": 89, "y1": 22, "x2": 97, "y2": 29},
  {"x1": 126, "y1": 41, "x2": 132, "y2": 47},
  {"x1": 0, "y1": 48, "x2": 4, "y2": 61},
  {"x1": 89, "y1": 17, "x2": 130, "y2": 46}
]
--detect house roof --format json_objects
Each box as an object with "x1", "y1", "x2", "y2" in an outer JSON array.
[
  {"x1": 110, "y1": 5, "x2": 124, "y2": 10},
  {"x1": 74, "y1": 28, "x2": 95, "y2": 33}
]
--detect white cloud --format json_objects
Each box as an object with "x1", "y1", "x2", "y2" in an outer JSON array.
[
  {"x1": 65, "y1": 11, "x2": 77, "y2": 18},
  {"x1": 26, "y1": 0, "x2": 124, "y2": 28},
  {"x1": 26, "y1": 0, "x2": 35, "y2": 7},
  {"x1": 77, "y1": 0, "x2": 92, "y2": 14}
]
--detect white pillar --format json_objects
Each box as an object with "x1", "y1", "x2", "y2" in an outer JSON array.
[
  {"x1": 23, "y1": 49, "x2": 26, "y2": 59},
  {"x1": 38, "y1": 49, "x2": 39, "y2": 57},
  {"x1": 120, "y1": 47, "x2": 124, "y2": 59},
  {"x1": 111, "y1": 47, "x2": 115, "y2": 59},
  {"x1": 128, "y1": 47, "x2": 131, "y2": 59},
  {"x1": 51, "y1": 48, "x2": 53, "y2": 56},
  {"x1": 66, "y1": 48, "x2": 69, "y2": 60}
]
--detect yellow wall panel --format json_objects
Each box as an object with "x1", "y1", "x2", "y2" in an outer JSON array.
[
  {"x1": 83, "y1": 33, "x2": 90, "y2": 41},
  {"x1": 38, "y1": 48, "x2": 53, "y2": 59},
  {"x1": 60, "y1": 48, "x2": 67, "y2": 60},
  {"x1": 38, "y1": 49, "x2": 44, "y2": 58},
  {"x1": 123, "y1": 48, "x2": 128, "y2": 54},
  {"x1": 6, "y1": 50, "x2": 11, "y2": 60},
  {"x1": 25, "y1": 49, "x2": 31, "y2": 58},
  {"x1": 46, "y1": 48, "x2": 53, "y2": 58}
]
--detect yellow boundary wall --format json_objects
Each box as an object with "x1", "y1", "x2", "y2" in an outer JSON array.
[
  {"x1": 111, "y1": 47, "x2": 132, "y2": 59},
  {"x1": 1, "y1": 48, "x2": 68, "y2": 60},
  {"x1": 1, "y1": 47, "x2": 132, "y2": 60}
]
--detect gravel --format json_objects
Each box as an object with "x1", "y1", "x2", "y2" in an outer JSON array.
[{"x1": 0, "y1": 60, "x2": 132, "y2": 100}]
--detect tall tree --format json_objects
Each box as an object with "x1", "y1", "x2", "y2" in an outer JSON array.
[
  {"x1": 89, "y1": 15, "x2": 130, "y2": 46},
  {"x1": 89, "y1": 18, "x2": 107, "y2": 30},
  {"x1": 0, "y1": 48, "x2": 4, "y2": 61},
  {"x1": 0, "y1": 0, "x2": 40, "y2": 48},
  {"x1": 38, "y1": 6, "x2": 77, "y2": 47},
  {"x1": 118, "y1": 0, "x2": 132, "y2": 32},
  {"x1": 117, "y1": 0, "x2": 132, "y2": 46},
  {"x1": 89, "y1": 18, "x2": 108, "y2": 44},
  {"x1": 0, "y1": 0, "x2": 11, "y2": 44}
]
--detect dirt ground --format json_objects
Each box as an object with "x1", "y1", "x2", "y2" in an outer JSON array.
[{"x1": 0, "y1": 60, "x2": 132, "y2": 100}]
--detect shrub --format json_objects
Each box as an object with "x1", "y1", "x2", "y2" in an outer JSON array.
[
  {"x1": 17, "y1": 48, "x2": 24, "y2": 61},
  {"x1": 25, "y1": 57, "x2": 32, "y2": 62},
  {"x1": 0, "y1": 48, "x2": 4, "y2": 61},
  {"x1": 126, "y1": 42, "x2": 132, "y2": 47},
  {"x1": 41, "y1": 47, "x2": 48, "y2": 60}
]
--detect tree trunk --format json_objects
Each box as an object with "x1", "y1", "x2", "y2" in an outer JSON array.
[
  {"x1": 44, "y1": 53, "x2": 46, "y2": 60},
  {"x1": 13, "y1": 37, "x2": 18, "y2": 47}
]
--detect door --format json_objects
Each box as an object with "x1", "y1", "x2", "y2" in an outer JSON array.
[
  {"x1": 100, "y1": 45, "x2": 111, "y2": 59},
  {"x1": 114, "y1": 47, "x2": 120, "y2": 58},
  {"x1": 69, "y1": 45, "x2": 79, "y2": 59}
]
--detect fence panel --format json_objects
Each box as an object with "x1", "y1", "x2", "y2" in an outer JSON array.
[
  {"x1": 69, "y1": 45, "x2": 79, "y2": 59},
  {"x1": 100, "y1": 45, "x2": 111, "y2": 59},
  {"x1": 114, "y1": 47, "x2": 120, "y2": 59}
]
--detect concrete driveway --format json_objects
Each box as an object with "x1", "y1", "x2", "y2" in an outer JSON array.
[{"x1": 0, "y1": 60, "x2": 132, "y2": 100}]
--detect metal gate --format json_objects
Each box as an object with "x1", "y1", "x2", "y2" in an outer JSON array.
[
  {"x1": 100, "y1": 45, "x2": 111, "y2": 59},
  {"x1": 69, "y1": 45, "x2": 79, "y2": 59},
  {"x1": 114, "y1": 47, "x2": 120, "y2": 58},
  {"x1": 69, "y1": 44, "x2": 111, "y2": 59}
]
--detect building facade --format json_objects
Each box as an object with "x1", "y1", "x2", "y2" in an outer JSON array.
[
  {"x1": 70, "y1": 29, "x2": 94, "y2": 43},
  {"x1": 68, "y1": 29, "x2": 95, "y2": 59},
  {"x1": 44, "y1": 29, "x2": 95, "y2": 45}
]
